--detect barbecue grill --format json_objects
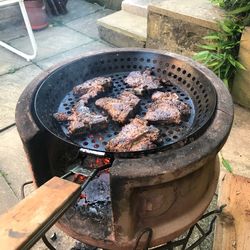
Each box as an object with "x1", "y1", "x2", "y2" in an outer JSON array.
[
  {"x1": 34, "y1": 49, "x2": 217, "y2": 157},
  {"x1": 15, "y1": 48, "x2": 233, "y2": 249}
]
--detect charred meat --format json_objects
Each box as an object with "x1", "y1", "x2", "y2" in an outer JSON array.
[
  {"x1": 124, "y1": 69, "x2": 162, "y2": 95},
  {"x1": 95, "y1": 91, "x2": 140, "y2": 124},
  {"x1": 144, "y1": 91, "x2": 190, "y2": 124},
  {"x1": 53, "y1": 100, "x2": 108, "y2": 135},
  {"x1": 53, "y1": 112, "x2": 70, "y2": 122},
  {"x1": 106, "y1": 117, "x2": 160, "y2": 152},
  {"x1": 73, "y1": 77, "x2": 112, "y2": 104}
]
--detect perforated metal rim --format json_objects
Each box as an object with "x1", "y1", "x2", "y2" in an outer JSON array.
[{"x1": 34, "y1": 49, "x2": 217, "y2": 156}]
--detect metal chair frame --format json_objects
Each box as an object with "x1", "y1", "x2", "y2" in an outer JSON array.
[{"x1": 0, "y1": 0, "x2": 37, "y2": 61}]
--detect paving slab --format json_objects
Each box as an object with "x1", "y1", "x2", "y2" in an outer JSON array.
[
  {"x1": 146, "y1": 0, "x2": 224, "y2": 56},
  {"x1": 97, "y1": 10, "x2": 147, "y2": 47},
  {"x1": 31, "y1": 226, "x2": 76, "y2": 250},
  {"x1": 0, "y1": 47, "x2": 31, "y2": 76},
  {"x1": 66, "y1": 9, "x2": 114, "y2": 39},
  {"x1": 0, "y1": 173, "x2": 18, "y2": 215},
  {"x1": 36, "y1": 40, "x2": 113, "y2": 70},
  {"x1": 0, "y1": 126, "x2": 32, "y2": 198},
  {"x1": 0, "y1": 64, "x2": 43, "y2": 129},
  {"x1": 9, "y1": 26, "x2": 93, "y2": 62},
  {"x1": 0, "y1": 3, "x2": 22, "y2": 27},
  {"x1": 0, "y1": 3, "x2": 25, "y2": 43},
  {"x1": 221, "y1": 104, "x2": 250, "y2": 178},
  {"x1": 0, "y1": 23, "x2": 27, "y2": 43},
  {"x1": 148, "y1": 0, "x2": 224, "y2": 31},
  {"x1": 122, "y1": 0, "x2": 154, "y2": 17},
  {"x1": 49, "y1": 0, "x2": 103, "y2": 25}
]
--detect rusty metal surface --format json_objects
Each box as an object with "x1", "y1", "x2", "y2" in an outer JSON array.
[
  {"x1": 15, "y1": 48, "x2": 233, "y2": 249},
  {"x1": 33, "y1": 49, "x2": 218, "y2": 157}
]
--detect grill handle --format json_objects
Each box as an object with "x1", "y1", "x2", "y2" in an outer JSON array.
[
  {"x1": 79, "y1": 163, "x2": 112, "y2": 191},
  {"x1": 79, "y1": 148, "x2": 105, "y2": 156}
]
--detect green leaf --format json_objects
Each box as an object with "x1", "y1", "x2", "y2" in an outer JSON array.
[
  {"x1": 194, "y1": 51, "x2": 210, "y2": 57},
  {"x1": 213, "y1": 60, "x2": 226, "y2": 71},
  {"x1": 229, "y1": 4, "x2": 250, "y2": 15},
  {"x1": 227, "y1": 55, "x2": 237, "y2": 66},
  {"x1": 222, "y1": 157, "x2": 233, "y2": 173},
  {"x1": 198, "y1": 44, "x2": 217, "y2": 51},
  {"x1": 207, "y1": 61, "x2": 220, "y2": 68},
  {"x1": 224, "y1": 63, "x2": 232, "y2": 77},
  {"x1": 235, "y1": 61, "x2": 247, "y2": 70}
]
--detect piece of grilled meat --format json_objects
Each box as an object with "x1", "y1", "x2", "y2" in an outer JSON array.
[
  {"x1": 53, "y1": 112, "x2": 69, "y2": 122},
  {"x1": 73, "y1": 77, "x2": 112, "y2": 104},
  {"x1": 53, "y1": 100, "x2": 108, "y2": 135},
  {"x1": 95, "y1": 91, "x2": 140, "y2": 124},
  {"x1": 106, "y1": 117, "x2": 160, "y2": 152},
  {"x1": 124, "y1": 69, "x2": 162, "y2": 95},
  {"x1": 144, "y1": 91, "x2": 190, "y2": 124}
]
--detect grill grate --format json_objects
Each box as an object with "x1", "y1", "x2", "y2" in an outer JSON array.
[
  {"x1": 34, "y1": 50, "x2": 217, "y2": 156},
  {"x1": 58, "y1": 72, "x2": 195, "y2": 152}
]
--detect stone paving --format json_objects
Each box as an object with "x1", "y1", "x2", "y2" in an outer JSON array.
[
  {"x1": 0, "y1": 0, "x2": 250, "y2": 249},
  {"x1": 0, "y1": 1, "x2": 113, "y2": 249}
]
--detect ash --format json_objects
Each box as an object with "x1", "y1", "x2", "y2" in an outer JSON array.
[
  {"x1": 78, "y1": 172, "x2": 111, "y2": 205},
  {"x1": 71, "y1": 241, "x2": 99, "y2": 250},
  {"x1": 73, "y1": 172, "x2": 113, "y2": 238}
]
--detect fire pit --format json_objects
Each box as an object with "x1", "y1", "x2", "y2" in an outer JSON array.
[{"x1": 15, "y1": 48, "x2": 233, "y2": 249}]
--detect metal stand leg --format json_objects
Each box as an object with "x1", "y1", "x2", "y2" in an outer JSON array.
[
  {"x1": 0, "y1": 0, "x2": 37, "y2": 61},
  {"x1": 42, "y1": 235, "x2": 56, "y2": 250}
]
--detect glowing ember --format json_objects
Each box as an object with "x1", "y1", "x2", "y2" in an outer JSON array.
[
  {"x1": 95, "y1": 157, "x2": 111, "y2": 167},
  {"x1": 79, "y1": 193, "x2": 87, "y2": 199},
  {"x1": 73, "y1": 174, "x2": 87, "y2": 184}
]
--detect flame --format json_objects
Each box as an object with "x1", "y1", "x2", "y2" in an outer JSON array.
[
  {"x1": 73, "y1": 174, "x2": 87, "y2": 183},
  {"x1": 80, "y1": 193, "x2": 87, "y2": 199},
  {"x1": 95, "y1": 157, "x2": 111, "y2": 167}
]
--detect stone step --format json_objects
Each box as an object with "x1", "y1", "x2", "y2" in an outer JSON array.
[
  {"x1": 146, "y1": 0, "x2": 225, "y2": 56},
  {"x1": 121, "y1": 0, "x2": 151, "y2": 17},
  {"x1": 97, "y1": 10, "x2": 147, "y2": 47}
]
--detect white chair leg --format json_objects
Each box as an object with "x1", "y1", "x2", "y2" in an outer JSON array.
[{"x1": 0, "y1": 0, "x2": 37, "y2": 61}]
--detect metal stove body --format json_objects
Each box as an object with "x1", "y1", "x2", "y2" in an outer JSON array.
[{"x1": 15, "y1": 49, "x2": 233, "y2": 249}]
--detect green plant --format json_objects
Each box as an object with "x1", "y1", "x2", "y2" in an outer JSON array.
[
  {"x1": 222, "y1": 156, "x2": 233, "y2": 173},
  {"x1": 194, "y1": 0, "x2": 250, "y2": 89}
]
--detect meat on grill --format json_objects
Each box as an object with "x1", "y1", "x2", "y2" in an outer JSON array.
[
  {"x1": 53, "y1": 112, "x2": 69, "y2": 122},
  {"x1": 144, "y1": 91, "x2": 190, "y2": 124},
  {"x1": 53, "y1": 100, "x2": 108, "y2": 135},
  {"x1": 106, "y1": 117, "x2": 160, "y2": 152},
  {"x1": 124, "y1": 69, "x2": 162, "y2": 95},
  {"x1": 73, "y1": 77, "x2": 112, "y2": 104},
  {"x1": 95, "y1": 91, "x2": 140, "y2": 124}
]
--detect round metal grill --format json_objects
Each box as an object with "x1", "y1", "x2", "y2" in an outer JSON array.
[{"x1": 34, "y1": 50, "x2": 217, "y2": 156}]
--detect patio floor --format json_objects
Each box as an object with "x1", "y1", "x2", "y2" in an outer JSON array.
[
  {"x1": 0, "y1": 0, "x2": 250, "y2": 249},
  {"x1": 0, "y1": 0, "x2": 114, "y2": 248}
]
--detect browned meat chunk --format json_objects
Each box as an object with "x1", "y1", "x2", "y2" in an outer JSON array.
[
  {"x1": 53, "y1": 100, "x2": 108, "y2": 135},
  {"x1": 53, "y1": 112, "x2": 70, "y2": 122},
  {"x1": 95, "y1": 91, "x2": 140, "y2": 124},
  {"x1": 144, "y1": 91, "x2": 190, "y2": 124},
  {"x1": 106, "y1": 118, "x2": 160, "y2": 152},
  {"x1": 124, "y1": 69, "x2": 162, "y2": 95},
  {"x1": 73, "y1": 77, "x2": 112, "y2": 104},
  {"x1": 151, "y1": 91, "x2": 179, "y2": 102}
]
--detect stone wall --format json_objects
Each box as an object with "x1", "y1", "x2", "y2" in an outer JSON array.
[
  {"x1": 147, "y1": 12, "x2": 213, "y2": 57},
  {"x1": 146, "y1": 0, "x2": 224, "y2": 57},
  {"x1": 232, "y1": 27, "x2": 250, "y2": 109}
]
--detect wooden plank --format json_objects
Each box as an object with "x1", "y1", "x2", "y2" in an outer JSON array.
[
  {"x1": 213, "y1": 173, "x2": 250, "y2": 250},
  {"x1": 0, "y1": 177, "x2": 81, "y2": 250}
]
